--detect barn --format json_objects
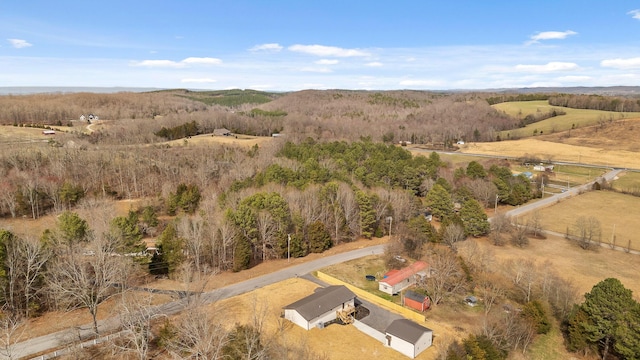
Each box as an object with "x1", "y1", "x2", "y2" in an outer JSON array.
[
  {"x1": 402, "y1": 290, "x2": 430, "y2": 312},
  {"x1": 385, "y1": 319, "x2": 433, "y2": 359},
  {"x1": 379, "y1": 261, "x2": 429, "y2": 295},
  {"x1": 283, "y1": 285, "x2": 356, "y2": 330},
  {"x1": 213, "y1": 128, "x2": 232, "y2": 136}
]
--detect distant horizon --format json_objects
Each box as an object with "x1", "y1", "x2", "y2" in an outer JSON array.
[
  {"x1": 2, "y1": 2, "x2": 640, "y2": 90},
  {"x1": 1, "y1": 85, "x2": 640, "y2": 96}
]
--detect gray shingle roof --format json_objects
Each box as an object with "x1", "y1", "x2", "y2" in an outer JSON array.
[
  {"x1": 385, "y1": 319, "x2": 432, "y2": 344},
  {"x1": 283, "y1": 285, "x2": 356, "y2": 321},
  {"x1": 404, "y1": 290, "x2": 428, "y2": 303}
]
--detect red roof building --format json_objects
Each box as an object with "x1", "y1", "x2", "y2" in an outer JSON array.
[{"x1": 378, "y1": 261, "x2": 429, "y2": 295}]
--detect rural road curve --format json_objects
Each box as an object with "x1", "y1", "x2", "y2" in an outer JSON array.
[
  {"x1": 9, "y1": 244, "x2": 386, "y2": 359},
  {"x1": 8, "y1": 168, "x2": 624, "y2": 359}
]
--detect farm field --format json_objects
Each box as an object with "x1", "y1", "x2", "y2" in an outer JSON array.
[
  {"x1": 459, "y1": 138, "x2": 640, "y2": 169},
  {"x1": 492, "y1": 100, "x2": 640, "y2": 139},
  {"x1": 520, "y1": 189, "x2": 640, "y2": 252},
  {"x1": 612, "y1": 170, "x2": 640, "y2": 192}
]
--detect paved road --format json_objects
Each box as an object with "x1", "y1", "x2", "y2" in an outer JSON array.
[
  {"x1": 9, "y1": 168, "x2": 625, "y2": 359},
  {"x1": 504, "y1": 168, "x2": 622, "y2": 219},
  {"x1": 9, "y1": 244, "x2": 385, "y2": 359}
]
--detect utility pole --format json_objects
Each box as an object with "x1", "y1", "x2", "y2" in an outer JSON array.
[
  {"x1": 494, "y1": 194, "x2": 499, "y2": 214},
  {"x1": 287, "y1": 233, "x2": 291, "y2": 262},
  {"x1": 386, "y1": 216, "x2": 393, "y2": 237}
]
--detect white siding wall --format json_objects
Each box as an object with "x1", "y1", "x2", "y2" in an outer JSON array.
[
  {"x1": 386, "y1": 335, "x2": 416, "y2": 359},
  {"x1": 353, "y1": 320, "x2": 386, "y2": 343},
  {"x1": 284, "y1": 309, "x2": 309, "y2": 330},
  {"x1": 414, "y1": 332, "x2": 433, "y2": 358}
]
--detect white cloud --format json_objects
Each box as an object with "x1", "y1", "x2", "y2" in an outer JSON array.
[
  {"x1": 289, "y1": 44, "x2": 369, "y2": 57},
  {"x1": 132, "y1": 57, "x2": 222, "y2": 68},
  {"x1": 515, "y1": 62, "x2": 579, "y2": 72},
  {"x1": 601, "y1": 57, "x2": 640, "y2": 69},
  {"x1": 181, "y1": 78, "x2": 217, "y2": 83},
  {"x1": 365, "y1": 62, "x2": 383, "y2": 67},
  {"x1": 399, "y1": 79, "x2": 443, "y2": 87},
  {"x1": 527, "y1": 30, "x2": 577, "y2": 44},
  {"x1": 249, "y1": 43, "x2": 283, "y2": 52},
  {"x1": 181, "y1": 57, "x2": 222, "y2": 65},
  {"x1": 556, "y1": 75, "x2": 591, "y2": 82},
  {"x1": 315, "y1": 59, "x2": 339, "y2": 65},
  {"x1": 133, "y1": 60, "x2": 183, "y2": 68},
  {"x1": 7, "y1": 39, "x2": 32, "y2": 48},
  {"x1": 299, "y1": 67, "x2": 332, "y2": 73},
  {"x1": 628, "y1": 9, "x2": 640, "y2": 20}
]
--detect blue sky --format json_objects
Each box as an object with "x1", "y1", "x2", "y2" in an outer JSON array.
[{"x1": 2, "y1": 1, "x2": 640, "y2": 91}]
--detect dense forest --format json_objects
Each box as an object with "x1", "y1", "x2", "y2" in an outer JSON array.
[{"x1": 0, "y1": 89, "x2": 638, "y2": 359}]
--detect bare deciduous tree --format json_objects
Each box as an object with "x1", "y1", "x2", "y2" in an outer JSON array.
[
  {"x1": 48, "y1": 234, "x2": 130, "y2": 335},
  {"x1": 420, "y1": 246, "x2": 467, "y2": 305},
  {"x1": 0, "y1": 310, "x2": 25, "y2": 360},
  {"x1": 573, "y1": 216, "x2": 601, "y2": 250},
  {"x1": 490, "y1": 213, "x2": 511, "y2": 246},
  {"x1": 164, "y1": 301, "x2": 229, "y2": 359},
  {"x1": 441, "y1": 223, "x2": 466, "y2": 249},
  {"x1": 4, "y1": 236, "x2": 50, "y2": 318}
]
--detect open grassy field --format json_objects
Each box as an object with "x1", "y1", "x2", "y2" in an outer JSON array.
[
  {"x1": 460, "y1": 138, "x2": 640, "y2": 169},
  {"x1": 519, "y1": 189, "x2": 640, "y2": 252},
  {"x1": 492, "y1": 101, "x2": 640, "y2": 139},
  {"x1": 612, "y1": 170, "x2": 640, "y2": 192}
]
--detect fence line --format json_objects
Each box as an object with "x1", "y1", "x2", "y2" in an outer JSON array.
[{"x1": 316, "y1": 271, "x2": 426, "y2": 323}]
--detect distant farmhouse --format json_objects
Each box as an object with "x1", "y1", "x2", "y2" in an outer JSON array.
[
  {"x1": 378, "y1": 261, "x2": 429, "y2": 295},
  {"x1": 79, "y1": 114, "x2": 98, "y2": 122}
]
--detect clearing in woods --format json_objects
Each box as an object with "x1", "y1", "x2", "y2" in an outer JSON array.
[{"x1": 492, "y1": 100, "x2": 640, "y2": 139}]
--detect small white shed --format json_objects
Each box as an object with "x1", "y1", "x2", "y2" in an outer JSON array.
[
  {"x1": 283, "y1": 285, "x2": 356, "y2": 330},
  {"x1": 385, "y1": 319, "x2": 433, "y2": 359}
]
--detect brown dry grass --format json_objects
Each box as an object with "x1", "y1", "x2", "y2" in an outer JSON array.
[
  {"x1": 463, "y1": 235, "x2": 640, "y2": 298},
  {"x1": 459, "y1": 138, "x2": 640, "y2": 169},
  {"x1": 19, "y1": 291, "x2": 173, "y2": 342},
  {"x1": 540, "y1": 118, "x2": 640, "y2": 153},
  {"x1": 208, "y1": 277, "x2": 438, "y2": 360},
  {"x1": 166, "y1": 133, "x2": 274, "y2": 148},
  {"x1": 520, "y1": 189, "x2": 640, "y2": 252}
]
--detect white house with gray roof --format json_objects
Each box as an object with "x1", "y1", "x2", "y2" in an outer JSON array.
[
  {"x1": 384, "y1": 319, "x2": 433, "y2": 358},
  {"x1": 283, "y1": 285, "x2": 356, "y2": 330}
]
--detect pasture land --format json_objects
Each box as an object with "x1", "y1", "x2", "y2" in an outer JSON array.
[
  {"x1": 467, "y1": 234, "x2": 640, "y2": 300},
  {"x1": 519, "y1": 189, "x2": 640, "y2": 252},
  {"x1": 612, "y1": 170, "x2": 640, "y2": 193},
  {"x1": 460, "y1": 138, "x2": 640, "y2": 169},
  {"x1": 492, "y1": 101, "x2": 640, "y2": 139}
]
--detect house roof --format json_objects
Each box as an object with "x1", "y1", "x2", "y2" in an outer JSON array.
[
  {"x1": 380, "y1": 261, "x2": 429, "y2": 286},
  {"x1": 283, "y1": 285, "x2": 356, "y2": 321},
  {"x1": 404, "y1": 290, "x2": 428, "y2": 303},
  {"x1": 385, "y1": 319, "x2": 432, "y2": 344}
]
